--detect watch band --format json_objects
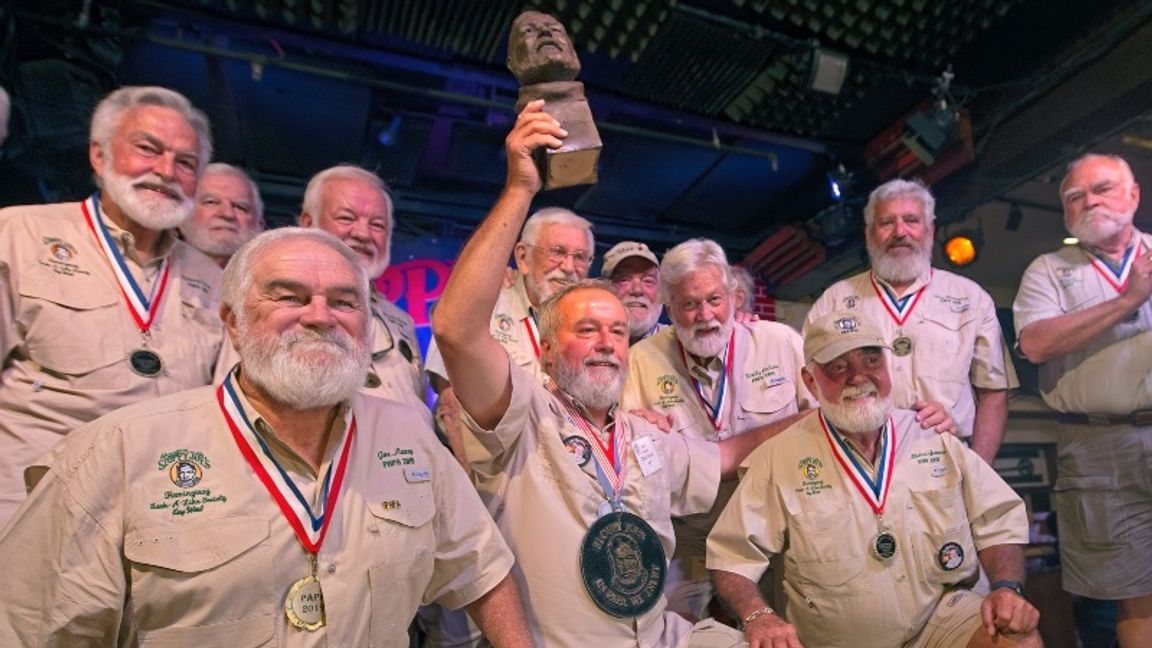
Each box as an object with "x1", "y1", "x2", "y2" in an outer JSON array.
[{"x1": 989, "y1": 579, "x2": 1025, "y2": 596}]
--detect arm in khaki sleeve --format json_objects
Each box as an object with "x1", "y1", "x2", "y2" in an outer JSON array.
[
  {"x1": 431, "y1": 100, "x2": 564, "y2": 430},
  {"x1": 0, "y1": 467, "x2": 126, "y2": 643},
  {"x1": 1017, "y1": 251, "x2": 1152, "y2": 363},
  {"x1": 465, "y1": 575, "x2": 536, "y2": 648},
  {"x1": 970, "y1": 387, "x2": 1007, "y2": 465},
  {"x1": 716, "y1": 409, "x2": 813, "y2": 478},
  {"x1": 711, "y1": 570, "x2": 803, "y2": 648}
]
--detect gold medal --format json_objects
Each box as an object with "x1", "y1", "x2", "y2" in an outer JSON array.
[
  {"x1": 285, "y1": 555, "x2": 325, "y2": 631},
  {"x1": 892, "y1": 336, "x2": 913, "y2": 357},
  {"x1": 285, "y1": 574, "x2": 325, "y2": 630}
]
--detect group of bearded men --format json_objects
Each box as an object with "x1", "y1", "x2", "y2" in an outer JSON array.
[{"x1": 0, "y1": 78, "x2": 1146, "y2": 648}]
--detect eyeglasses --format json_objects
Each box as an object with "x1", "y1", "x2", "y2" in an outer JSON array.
[{"x1": 530, "y1": 244, "x2": 594, "y2": 268}]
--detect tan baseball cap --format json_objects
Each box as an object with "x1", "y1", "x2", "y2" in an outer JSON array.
[
  {"x1": 804, "y1": 310, "x2": 890, "y2": 364},
  {"x1": 600, "y1": 241, "x2": 659, "y2": 277}
]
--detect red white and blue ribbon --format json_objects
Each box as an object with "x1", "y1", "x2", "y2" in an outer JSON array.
[
  {"x1": 80, "y1": 192, "x2": 171, "y2": 336},
  {"x1": 870, "y1": 271, "x2": 930, "y2": 327},
  {"x1": 820, "y1": 412, "x2": 895, "y2": 516},
  {"x1": 522, "y1": 315, "x2": 541, "y2": 359},
  {"x1": 550, "y1": 384, "x2": 625, "y2": 507},
  {"x1": 1085, "y1": 242, "x2": 1141, "y2": 294},
  {"x1": 677, "y1": 331, "x2": 735, "y2": 432},
  {"x1": 218, "y1": 373, "x2": 355, "y2": 553}
]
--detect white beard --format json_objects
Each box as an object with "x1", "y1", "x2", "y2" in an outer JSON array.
[
  {"x1": 820, "y1": 382, "x2": 893, "y2": 434},
  {"x1": 625, "y1": 299, "x2": 661, "y2": 340},
  {"x1": 552, "y1": 352, "x2": 626, "y2": 411},
  {"x1": 238, "y1": 322, "x2": 369, "y2": 409},
  {"x1": 676, "y1": 314, "x2": 734, "y2": 358},
  {"x1": 101, "y1": 167, "x2": 194, "y2": 230},
  {"x1": 1069, "y1": 207, "x2": 1132, "y2": 247},
  {"x1": 868, "y1": 238, "x2": 931, "y2": 286},
  {"x1": 527, "y1": 267, "x2": 580, "y2": 303}
]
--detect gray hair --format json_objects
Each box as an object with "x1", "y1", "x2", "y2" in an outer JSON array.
[
  {"x1": 1061, "y1": 153, "x2": 1136, "y2": 194},
  {"x1": 221, "y1": 227, "x2": 370, "y2": 329},
  {"x1": 90, "y1": 86, "x2": 213, "y2": 172},
  {"x1": 731, "y1": 265, "x2": 756, "y2": 312},
  {"x1": 862, "y1": 178, "x2": 936, "y2": 228},
  {"x1": 537, "y1": 278, "x2": 619, "y2": 344},
  {"x1": 201, "y1": 162, "x2": 265, "y2": 221},
  {"x1": 659, "y1": 238, "x2": 735, "y2": 305},
  {"x1": 301, "y1": 165, "x2": 393, "y2": 228},
  {"x1": 519, "y1": 206, "x2": 595, "y2": 251}
]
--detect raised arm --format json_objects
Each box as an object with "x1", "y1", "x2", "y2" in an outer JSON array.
[{"x1": 431, "y1": 100, "x2": 565, "y2": 428}]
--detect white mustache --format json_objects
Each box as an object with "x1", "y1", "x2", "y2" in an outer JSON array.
[
  {"x1": 133, "y1": 175, "x2": 186, "y2": 201},
  {"x1": 584, "y1": 354, "x2": 621, "y2": 369}
]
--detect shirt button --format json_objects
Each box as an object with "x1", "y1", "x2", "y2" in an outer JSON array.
[{"x1": 327, "y1": 563, "x2": 337, "y2": 574}]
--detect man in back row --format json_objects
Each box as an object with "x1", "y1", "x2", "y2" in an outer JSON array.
[
  {"x1": 179, "y1": 162, "x2": 265, "y2": 268},
  {"x1": 805, "y1": 178, "x2": 1017, "y2": 465},
  {"x1": 0, "y1": 85, "x2": 225, "y2": 527}
]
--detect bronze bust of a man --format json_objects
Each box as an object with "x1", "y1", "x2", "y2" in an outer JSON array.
[{"x1": 508, "y1": 11, "x2": 601, "y2": 189}]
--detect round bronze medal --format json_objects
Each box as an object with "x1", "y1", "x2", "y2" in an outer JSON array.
[
  {"x1": 872, "y1": 530, "x2": 898, "y2": 562},
  {"x1": 579, "y1": 511, "x2": 666, "y2": 618},
  {"x1": 892, "y1": 336, "x2": 913, "y2": 357},
  {"x1": 128, "y1": 349, "x2": 163, "y2": 377}
]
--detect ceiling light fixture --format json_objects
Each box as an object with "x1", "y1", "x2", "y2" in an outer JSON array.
[
  {"x1": 809, "y1": 47, "x2": 849, "y2": 95},
  {"x1": 943, "y1": 218, "x2": 984, "y2": 267}
]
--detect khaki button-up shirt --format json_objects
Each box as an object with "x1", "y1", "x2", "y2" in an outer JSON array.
[
  {"x1": 0, "y1": 200, "x2": 223, "y2": 525},
  {"x1": 1013, "y1": 232, "x2": 1152, "y2": 413},
  {"x1": 707, "y1": 409, "x2": 1028, "y2": 647},
  {"x1": 807, "y1": 269, "x2": 1017, "y2": 438},
  {"x1": 462, "y1": 360, "x2": 721, "y2": 647},
  {"x1": 0, "y1": 381, "x2": 511, "y2": 647}
]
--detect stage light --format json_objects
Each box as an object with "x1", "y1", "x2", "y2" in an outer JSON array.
[
  {"x1": 809, "y1": 48, "x2": 849, "y2": 95},
  {"x1": 943, "y1": 217, "x2": 984, "y2": 267}
]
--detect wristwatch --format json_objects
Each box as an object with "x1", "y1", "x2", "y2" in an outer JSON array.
[{"x1": 989, "y1": 580, "x2": 1026, "y2": 597}]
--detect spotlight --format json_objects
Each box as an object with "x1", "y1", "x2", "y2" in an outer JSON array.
[
  {"x1": 943, "y1": 226, "x2": 984, "y2": 267},
  {"x1": 809, "y1": 48, "x2": 849, "y2": 95}
]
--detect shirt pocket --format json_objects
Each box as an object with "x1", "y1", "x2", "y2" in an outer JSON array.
[
  {"x1": 18, "y1": 273, "x2": 126, "y2": 383},
  {"x1": 917, "y1": 309, "x2": 975, "y2": 385},
  {"x1": 911, "y1": 523, "x2": 979, "y2": 586},
  {"x1": 125, "y1": 516, "x2": 276, "y2": 645},
  {"x1": 738, "y1": 379, "x2": 796, "y2": 421},
  {"x1": 366, "y1": 485, "x2": 437, "y2": 648}
]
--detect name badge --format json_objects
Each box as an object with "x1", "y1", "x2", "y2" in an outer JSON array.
[
  {"x1": 404, "y1": 467, "x2": 431, "y2": 483},
  {"x1": 631, "y1": 436, "x2": 662, "y2": 477}
]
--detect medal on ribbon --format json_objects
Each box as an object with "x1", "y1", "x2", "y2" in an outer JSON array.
[
  {"x1": 677, "y1": 331, "x2": 735, "y2": 433},
  {"x1": 870, "y1": 272, "x2": 930, "y2": 358},
  {"x1": 81, "y1": 193, "x2": 172, "y2": 377},
  {"x1": 820, "y1": 412, "x2": 898, "y2": 563},
  {"x1": 549, "y1": 386, "x2": 666, "y2": 617},
  {"x1": 218, "y1": 374, "x2": 356, "y2": 631}
]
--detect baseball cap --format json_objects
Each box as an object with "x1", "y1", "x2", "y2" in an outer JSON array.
[
  {"x1": 804, "y1": 310, "x2": 890, "y2": 364},
  {"x1": 600, "y1": 241, "x2": 659, "y2": 278}
]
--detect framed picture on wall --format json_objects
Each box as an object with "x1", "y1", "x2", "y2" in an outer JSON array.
[{"x1": 993, "y1": 443, "x2": 1057, "y2": 492}]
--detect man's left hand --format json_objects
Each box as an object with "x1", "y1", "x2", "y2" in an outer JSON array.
[
  {"x1": 912, "y1": 400, "x2": 956, "y2": 436},
  {"x1": 980, "y1": 588, "x2": 1040, "y2": 637}
]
